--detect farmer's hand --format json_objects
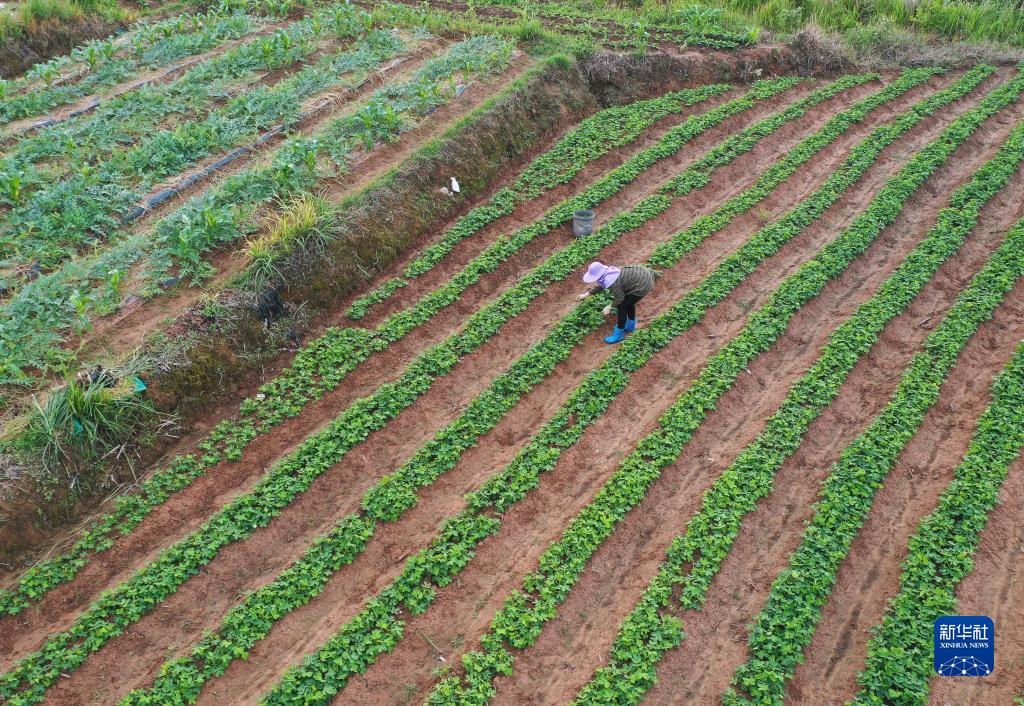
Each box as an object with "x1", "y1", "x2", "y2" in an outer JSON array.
[
  {"x1": 577, "y1": 291, "x2": 590, "y2": 301},
  {"x1": 602, "y1": 304, "x2": 613, "y2": 316}
]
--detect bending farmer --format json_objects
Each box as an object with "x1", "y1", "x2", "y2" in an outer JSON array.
[{"x1": 577, "y1": 261, "x2": 658, "y2": 344}]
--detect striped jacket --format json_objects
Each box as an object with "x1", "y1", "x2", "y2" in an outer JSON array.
[{"x1": 590, "y1": 264, "x2": 658, "y2": 306}]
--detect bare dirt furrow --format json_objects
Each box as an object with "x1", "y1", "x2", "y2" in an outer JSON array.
[
  {"x1": 328, "y1": 72, "x2": 1003, "y2": 705},
  {"x1": 642, "y1": 100, "x2": 1024, "y2": 706},
  {"x1": 431, "y1": 72, "x2": 1017, "y2": 706},
  {"x1": 186, "y1": 77, "x2": 905, "y2": 706},
  {"x1": 0, "y1": 75, "x2": 816, "y2": 668},
  {"x1": 928, "y1": 456, "x2": 1024, "y2": 706},
  {"x1": 38, "y1": 76, "x2": 853, "y2": 706}
]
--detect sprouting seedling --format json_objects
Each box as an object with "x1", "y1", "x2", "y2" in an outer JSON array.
[
  {"x1": 100, "y1": 40, "x2": 116, "y2": 62},
  {"x1": 301, "y1": 145, "x2": 317, "y2": 174},
  {"x1": 1, "y1": 171, "x2": 24, "y2": 205},
  {"x1": 105, "y1": 269, "x2": 123, "y2": 310},
  {"x1": 38, "y1": 66, "x2": 58, "y2": 87},
  {"x1": 84, "y1": 45, "x2": 100, "y2": 70},
  {"x1": 70, "y1": 290, "x2": 92, "y2": 333}
]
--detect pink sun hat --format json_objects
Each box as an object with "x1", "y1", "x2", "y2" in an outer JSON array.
[{"x1": 582, "y1": 261, "x2": 621, "y2": 287}]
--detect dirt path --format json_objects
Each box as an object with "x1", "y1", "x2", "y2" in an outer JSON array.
[
  {"x1": 2, "y1": 74, "x2": 821, "y2": 692},
  {"x1": 464, "y1": 70, "x2": 1018, "y2": 706},
  {"x1": 39, "y1": 76, "x2": 845, "y2": 706},
  {"x1": 928, "y1": 456, "x2": 1024, "y2": 706},
  {"x1": 782, "y1": 176, "x2": 1024, "y2": 705}
]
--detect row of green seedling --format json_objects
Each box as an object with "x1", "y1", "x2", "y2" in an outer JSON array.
[
  {"x1": 426, "y1": 63, "x2": 1002, "y2": 705},
  {"x1": 571, "y1": 65, "x2": 1024, "y2": 706},
  {"x1": 849, "y1": 220, "x2": 1024, "y2": 706},
  {"x1": 1, "y1": 11, "x2": 250, "y2": 99},
  {"x1": 725, "y1": 151, "x2": 1024, "y2": 705},
  {"x1": 0, "y1": 7, "x2": 349, "y2": 175},
  {"x1": 0, "y1": 34, "x2": 515, "y2": 383},
  {"x1": 1, "y1": 11, "x2": 256, "y2": 101},
  {"x1": 0, "y1": 13, "x2": 262, "y2": 125},
  {"x1": 345, "y1": 83, "x2": 734, "y2": 319},
  {"x1": 0, "y1": 81, "x2": 735, "y2": 615},
  {"x1": 124, "y1": 70, "x2": 929, "y2": 706},
  {"x1": 0, "y1": 75, "x2": 844, "y2": 704}
]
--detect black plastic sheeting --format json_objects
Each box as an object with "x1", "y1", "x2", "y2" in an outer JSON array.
[{"x1": 120, "y1": 123, "x2": 285, "y2": 224}]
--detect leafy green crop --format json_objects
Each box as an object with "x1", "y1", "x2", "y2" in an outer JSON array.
[
  {"x1": 847, "y1": 229, "x2": 1024, "y2": 706},
  {"x1": 0, "y1": 80, "x2": 781, "y2": 617},
  {"x1": 726, "y1": 205, "x2": 1024, "y2": 705},
  {"x1": 0, "y1": 76, "x2": 812, "y2": 704},
  {"x1": 429, "y1": 64, "x2": 1006, "y2": 706},
  {"x1": 122, "y1": 71, "x2": 915, "y2": 706},
  {"x1": 0, "y1": 12, "x2": 260, "y2": 125},
  {"x1": 573, "y1": 64, "x2": 1024, "y2": 706},
  {"x1": 3, "y1": 15, "x2": 399, "y2": 270}
]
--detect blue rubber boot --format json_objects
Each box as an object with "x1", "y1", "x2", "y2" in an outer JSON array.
[
  {"x1": 604, "y1": 326, "x2": 626, "y2": 344},
  {"x1": 624, "y1": 317, "x2": 637, "y2": 333}
]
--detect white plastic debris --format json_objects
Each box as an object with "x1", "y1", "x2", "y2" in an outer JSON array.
[{"x1": 450, "y1": 177, "x2": 460, "y2": 193}]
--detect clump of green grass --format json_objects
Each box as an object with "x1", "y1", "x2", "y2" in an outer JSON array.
[
  {"x1": 0, "y1": 0, "x2": 130, "y2": 41},
  {"x1": 22, "y1": 374, "x2": 157, "y2": 483},
  {"x1": 245, "y1": 193, "x2": 332, "y2": 287},
  {"x1": 709, "y1": 0, "x2": 1024, "y2": 46}
]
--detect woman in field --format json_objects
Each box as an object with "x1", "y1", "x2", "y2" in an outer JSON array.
[{"x1": 577, "y1": 261, "x2": 658, "y2": 343}]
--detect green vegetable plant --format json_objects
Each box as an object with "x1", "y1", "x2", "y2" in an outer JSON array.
[
  {"x1": 0, "y1": 13, "x2": 259, "y2": 125},
  {"x1": 0, "y1": 79, "x2": 798, "y2": 616},
  {"x1": 123, "y1": 70, "x2": 931, "y2": 706},
  {"x1": 571, "y1": 65, "x2": 1024, "y2": 706},
  {"x1": 0, "y1": 76, "x2": 850, "y2": 704},
  {"x1": 1, "y1": 8, "x2": 391, "y2": 271}
]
